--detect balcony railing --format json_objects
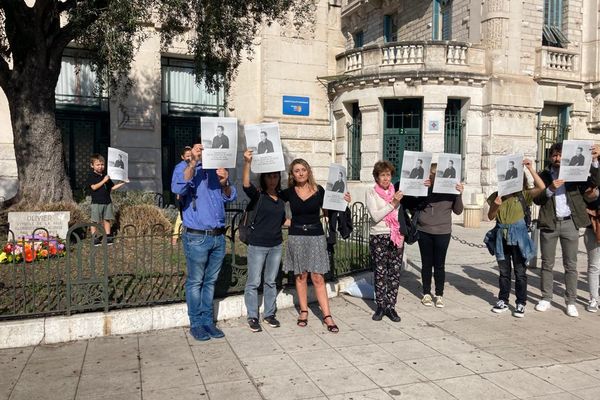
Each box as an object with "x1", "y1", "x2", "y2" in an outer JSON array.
[
  {"x1": 381, "y1": 44, "x2": 424, "y2": 65},
  {"x1": 535, "y1": 46, "x2": 580, "y2": 81},
  {"x1": 337, "y1": 41, "x2": 485, "y2": 76},
  {"x1": 345, "y1": 51, "x2": 363, "y2": 72}
]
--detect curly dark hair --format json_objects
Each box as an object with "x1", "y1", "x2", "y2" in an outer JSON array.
[{"x1": 549, "y1": 142, "x2": 563, "y2": 155}]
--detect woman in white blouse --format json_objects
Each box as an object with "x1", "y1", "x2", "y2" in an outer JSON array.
[{"x1": 365, "y1": 160, "x2": 404, "y2": 322}]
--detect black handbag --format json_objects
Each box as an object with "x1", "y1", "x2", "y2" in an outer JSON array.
[
  {"x1": 397, "y1": 204, "x2": 420, "y2": 245},
  {"x1": 238, "y1": 194, "x2": 264, "y2": 245}
]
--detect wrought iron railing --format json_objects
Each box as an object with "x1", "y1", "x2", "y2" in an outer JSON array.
[{"x1": 0, "y1": 203, "x2": 371, "y2": 320}]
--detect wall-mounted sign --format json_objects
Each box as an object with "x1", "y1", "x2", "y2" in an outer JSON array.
[
  {"x1": 282, "y1": 96, "x2": 310, "y2": 116},
  {"x1": 428, "y1": 120, "x2": 441, "y2": 132}
]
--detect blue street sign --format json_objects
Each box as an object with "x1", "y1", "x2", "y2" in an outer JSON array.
[{"x1": 282, "y1": 96, "x2": 310, "y2": 116}]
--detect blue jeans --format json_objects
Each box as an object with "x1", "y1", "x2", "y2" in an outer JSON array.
[
  {"x1": 182, "y1": 232, "x2": 226, "y2": 328},
  {"x1": 244, "y1": 244, "x2": 282, "y2": 319}
]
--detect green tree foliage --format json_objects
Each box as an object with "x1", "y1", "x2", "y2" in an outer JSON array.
[{"x1": 0, "y1": 0, "x2": 315, "y2": 205}]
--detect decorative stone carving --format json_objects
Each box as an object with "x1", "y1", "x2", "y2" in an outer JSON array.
[
  {"x1": 280, "y1": 18, "x2": 316, "y2": 40},
  {"x1": 482, "y1": 18, "x2": 504, "y2": 49},
  {"x1": 485, "y1": 0, "x2": 506, "y2": 13},
  {"x1": 593, "y1": 94, "x2": 600, "y2": 121}
]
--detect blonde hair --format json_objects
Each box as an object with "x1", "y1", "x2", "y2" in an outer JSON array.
[{"x1": 288, "y1": 158, "x2": 317, "y2": 190}]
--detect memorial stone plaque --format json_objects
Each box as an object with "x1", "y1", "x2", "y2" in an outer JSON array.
[{"x1": 8, "y1": 212, "x2": 70, "y2": 240}]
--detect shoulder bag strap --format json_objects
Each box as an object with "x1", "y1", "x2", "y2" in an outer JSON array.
[{"x1": 249, "y1": 192, "x2": 264, "y2": 227}]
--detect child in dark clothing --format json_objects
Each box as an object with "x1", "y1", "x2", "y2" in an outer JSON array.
[{"x1": 87, "y1": 153, "x2": 127, "y2": 244}]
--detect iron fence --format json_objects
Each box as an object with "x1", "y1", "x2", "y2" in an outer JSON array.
[{"x1": 0, "y1": 202, "x2": 371, "y2": 320}]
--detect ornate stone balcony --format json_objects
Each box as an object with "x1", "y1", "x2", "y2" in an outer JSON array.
[
  {"x1": 534, "y1": 46, "x2": 581, "y2": 82},
  {"x1": 336, "y1": 41, "x2": 486, "y2": 80}
]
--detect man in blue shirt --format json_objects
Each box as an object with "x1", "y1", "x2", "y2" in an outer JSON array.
[{"x1": 171, "y1": 142, "x2": 237, "y2": 341}]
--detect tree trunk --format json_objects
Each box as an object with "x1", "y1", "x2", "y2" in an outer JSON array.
[{"x1": 5, "y1": 69, "x2": 73, "y2": 206}]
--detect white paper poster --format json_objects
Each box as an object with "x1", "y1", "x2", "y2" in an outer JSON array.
[
  {"x1": 433, "y1": 153, "x2": 462, "y2": 195},
  {"x1": 399, "y1": 151, "x2": 432, "y2": 197},
  {"x1": 558, "y1": 140, "x2": 594, "y2": 182},
  {"x1": 497, "y1": 154, "x2": 524, "y2": 197},
  {"x1": 107, "y1": 147, "x2": 128, "y2": 182},
  {"x1": 201, "y1": 117, "x2": 238, "y2": 169},
  {"x1": 244, "y1": 122, "x2": 285, "y2": 173},
  {"x1": 323, "y1": 164, "x2": 348, "y2": 211}
]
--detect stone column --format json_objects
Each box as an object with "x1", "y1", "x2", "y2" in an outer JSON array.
[
  {"x1": 464, "y1": 104, "x2": 484, "y2": 204},
  {"x1": 358, "y1": 103, "x2": 381, "y2": 181},
  {"x1": 481, "y1": 0, "x2": 511, "y2": 74}
]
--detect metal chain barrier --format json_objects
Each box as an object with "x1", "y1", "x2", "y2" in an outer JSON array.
[{"x1": 450, "y1": 234, "x2": 488, "y2": 249}]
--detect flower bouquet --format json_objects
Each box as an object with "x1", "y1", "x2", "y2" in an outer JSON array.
[{"x1": 0, "y1": 234, "x2": 67, "y2": 264}]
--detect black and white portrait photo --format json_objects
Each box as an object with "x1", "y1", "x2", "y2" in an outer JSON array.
[
  {"x1": 433, "y1": 153, "x2": 462, "y2": 195},
  {"x1": 113, "y1": 154, "x2": 125, "y2": 169},
  {"x1": 107, "y1": 147, "x2": 129, "y2": 182},
  {"x1": 243, "y1": 122, "x2": 285, "y2": 173},
  {"x1": 331, "y1": 170, "x2": 346, "y2": 193},
  {"x1": 496, "y1": 154, "x2": 523, "y2": 197},
  {"x1": 211, "y1": 125, "x2": 230, "y2": 149},
  {"x1": 504, "y1": 161, "x2": 518, "y2": 181},
  {"x1": 441, "y1": 159, "x2": 456, "y2": 178},
  {"x1": 568, "y1": 146, "x2": 585, "y2": 166},
  {"x1": 559, "y1": 140, "x2": 594, "y2": 182},
  {"x1": 200, "y1": 117, "x2": 238, "y2": 168},
  {"x1": 257, "y1": 130, "x2": 274, "y2": 154},
  {"x1": 408, "y1": 159, "x2": 425, "y2": 179},
  {"x1": 400, "y1": 151, "x2": 432, "y2": 197},
  {"x1": 323, "y1": 164, "x2": 348, "y2": 211}
]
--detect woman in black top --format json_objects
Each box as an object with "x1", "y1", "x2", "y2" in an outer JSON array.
[
  {"x1": 242, "y1": 149, "x2": 287, "y2": 332},
  {"x1": 280, "y1": 159, "x2": 351, "y2": 333}
]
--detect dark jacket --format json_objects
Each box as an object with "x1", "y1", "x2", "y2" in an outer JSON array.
[
  {"x1": 534, "y1": 164, "x2": 600, "y2": 230},
  {"x1": 326, "y1": 208, "x2": 353, "y2": 249}
]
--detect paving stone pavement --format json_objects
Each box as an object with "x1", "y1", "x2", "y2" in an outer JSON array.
[{"x1": 1, "y1": 222, "x2": 600, "y2": 400}]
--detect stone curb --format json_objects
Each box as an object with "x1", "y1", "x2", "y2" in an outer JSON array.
[{"x1": 0, "y1": 271, "x2": 370, "y2": 349}]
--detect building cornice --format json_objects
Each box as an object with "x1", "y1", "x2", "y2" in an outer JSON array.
[{"x1": 329, "y1": 71, "x2": 489, "y2": 97}]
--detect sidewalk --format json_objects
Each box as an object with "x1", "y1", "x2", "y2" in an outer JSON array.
[{"x1": 2, "y1": 222, "x2": 600, "y2": 400}]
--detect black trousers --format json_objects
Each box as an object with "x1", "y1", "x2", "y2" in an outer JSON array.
[
  {"x1": 497, "y1": 239, "x2": 527, "y2": 305},
  {"x1": 417, "y1": 231, "x2": 451, "y2": 296}
]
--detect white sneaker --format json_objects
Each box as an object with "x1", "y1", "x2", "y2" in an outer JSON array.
[
  {"x1": 587, "y1": 299, "x2": 599, "y2": 313},
  {"x1": 566, "y1": 304, "x2": 579, "y2": 317},
  {"x1": 421, "y1": 294, "x2": 433, "y2": 307},
  {"x1": 535, "y1": 300, "x2": 551, "y2": 312},
  {"x1": 434, "y1": 296, "x2": 445, "y2": 308}
]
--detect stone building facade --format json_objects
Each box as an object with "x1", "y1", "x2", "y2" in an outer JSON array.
[
  {"x1": 1, "y1": 0, "x2": 600, "y2": 209},
  {"x1": 332, "y1": 0, "x2": 600, "y2": 206}
]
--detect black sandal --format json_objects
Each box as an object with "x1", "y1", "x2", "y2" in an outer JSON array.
[
  {"x1": 322, "y1": 315, "x2": 339, "y2": 333},
  {"x1": 297, "y1": 310, "x2": 308, "y2": 327}
]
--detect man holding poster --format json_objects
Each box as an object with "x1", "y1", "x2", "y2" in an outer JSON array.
[
  {"x1": 171, "y1": 140, "x2": 237, "y2": 341},
  {"x1": 534, "y1": 142, "x2": 600, "y2": 317}
]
